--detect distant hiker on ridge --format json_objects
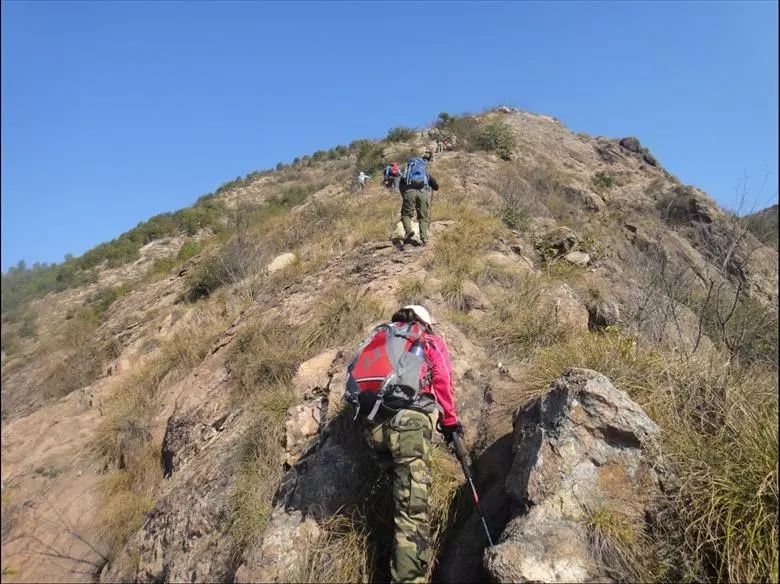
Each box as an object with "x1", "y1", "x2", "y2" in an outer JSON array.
[
  {"x1": 399, "y1": 152, "x2": 439, "y2": 248},
  {"x1": 357, "y1": 170, "x2": 371, "y2": 192},
  {"x1": 344, "y1": 304, "x2": 462, "y2": 584},
  {"x1": 384, "y1": 162, "x2": 401, "y2": 192}
]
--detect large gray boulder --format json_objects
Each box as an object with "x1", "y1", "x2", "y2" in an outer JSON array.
[{"x1": 484, "y1": 368, "x2": 673, "y2": 583}]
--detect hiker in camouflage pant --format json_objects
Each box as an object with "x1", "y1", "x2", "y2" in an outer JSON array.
[
  {"x1": 352, "y1": 305, "x2": 461, "y2": 583},
  {"x1": 367, "y1": 409, "x2": 434, "y2": 583}
]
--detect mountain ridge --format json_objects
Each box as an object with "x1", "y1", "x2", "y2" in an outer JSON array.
[{"x1": 1, "y1": 107, "x2": 777, "y2": 584}]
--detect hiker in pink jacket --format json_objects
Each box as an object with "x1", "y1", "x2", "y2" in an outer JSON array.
[{"x1": 344, "y1": 304, "x2": 461, "y2": 582}]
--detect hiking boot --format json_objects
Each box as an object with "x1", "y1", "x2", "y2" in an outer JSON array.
[{"x1": 403, "y1": 231, "x2": 416, "y2": 245}]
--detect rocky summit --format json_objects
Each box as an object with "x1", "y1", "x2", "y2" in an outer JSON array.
[{"x1": 2, "y1": 108, "x2": 777, "y2": 583}]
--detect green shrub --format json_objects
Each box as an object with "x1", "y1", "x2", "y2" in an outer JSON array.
[
  {"x1": 435, "y1": 112, "x2": 452, "y2": 127},
  {"x1": 386, "y1": 126, "x2": 416, "y2": 142},
  {"x1": 186, "y1": 258, "x2": 228, "y2": 302},
  {"x1": 355, "y1": 142, "x2": 386, "y2": 174},
  {"x1": 177, "y1": 240, "x2": 202, "y2": 262},
  {"x1": 592, "y1": 171, "x2": 615, "y2": 190},
  {"x1": 475, "y1": 120, "x2": 516, "y2": 160},
  {"x1": 434, "y1": 114, "x2": 483, "y2": 150},
  {"x1": 149, "y1": 257, "x2": 177, "y2": 278},
  {"x1": 268, "y1": 182, "x2": 324, "y2": 208},
  {"x1": 82, "y1": 285, "x2": 130, "y2": 324}
]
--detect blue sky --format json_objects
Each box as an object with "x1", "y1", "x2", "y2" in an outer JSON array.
[{"x1": 2, "y1": 0, "x2": 777, "y2": 270}]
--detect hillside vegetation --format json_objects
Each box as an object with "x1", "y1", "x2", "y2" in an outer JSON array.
[{"x1": 1, "y1": 107, "x2": 777, "y2": 584}]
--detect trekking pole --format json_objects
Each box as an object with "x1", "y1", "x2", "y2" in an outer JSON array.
[{"x1": 451, "y1": 433, "x2": 494, "y2": 547}]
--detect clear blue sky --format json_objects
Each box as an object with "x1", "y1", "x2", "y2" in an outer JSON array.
[{"x1": 2, "y1": 1, "x2": 778, "y2": 270}]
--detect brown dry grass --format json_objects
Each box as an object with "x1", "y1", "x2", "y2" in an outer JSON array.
[
  {"x1": 300, "y1": 286, "x2": 385, "y2": 355},
  {"x1": 93, "y1": 304, "x2": 228, "y2": 561}
]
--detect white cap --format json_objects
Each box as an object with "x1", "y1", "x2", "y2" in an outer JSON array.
[{"x1": 404, "y1": 305, "x2": 436, "y2": 326}]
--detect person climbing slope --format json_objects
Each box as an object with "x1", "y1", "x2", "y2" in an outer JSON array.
[
  {"x1": 399, "y1": 154, "x2": 439, "y2": 248},
  {"x1": 391, "y1": 161, "x2": 401, "y2": 192},
  {"x1": 384, "y1": 162, "x2": 402, "y2": 191},
  {"x1": 384, "y1": 164, "x2": 394, "y2": 189},
  {"x1": 344, "y1": 305, "x2": 462, "y2": 584},
  {"x1": 357, "y1": 170, "x2": 371, "y2": 191}
]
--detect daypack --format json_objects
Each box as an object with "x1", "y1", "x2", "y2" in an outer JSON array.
[
  {"x1": 345, "y1": 322, "x2": 430, "y2": 421},
  {"x1": 405, "y1": 157, "x2": 429, "y2": 189},
  {"x1": 391, "y1": 163, "x2": 400, "y2": 176}
]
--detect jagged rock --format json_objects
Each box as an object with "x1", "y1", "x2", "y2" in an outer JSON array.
[
  {"x1": 540, "y1": 284, "x2": 589, "y2": 333},
  {"x1": 276, "y1": 430, "x2": 374, "y2": 518},
  {"x1": 284, "y1": 399, "x2": 324, "y2": 465},
  {"x1": 585, "y1": 191, "x2": 606, "y2": 211},
  {"x1": 539, "y1": 227, "x2": 581, "y2": 259},
  {"x1": 563, "y1": 251, "x2": 590, "y2": 267},
  {"x1": 234, "y1": 509, "x2": 322, "y2": 583},
  {"x1": 484, "y1": 369, "x2": 671, "y2": 583},
  {"x1": 267, "y1": 252, "x2": 297, "y2": 273},
  {"x1": 619, "y1": 137, "x2": 642, "y2": 153},
  {"x1": 292, "y1": 349, "x2": 338, "y2": 399},
  {"x1": 562, "y1": 186, "x2": 606, "y2": 212},
  {"x1": 687, "y1": 195, "x2": 717, "y2": 224},
  {"x1": 594, "y1": 141, "x2": 626, "y2": 165},
  {"x1": 462, "y1": 280, "x2": 493, "y2": 311},
  {"x1": 103, "y1": 445, "x2": 238, "y2": 583},
  {"x1": 587, "y1": 297, "x2": 620, "y2": 330}
]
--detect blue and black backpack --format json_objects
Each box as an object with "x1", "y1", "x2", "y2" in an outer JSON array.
[{"x1": 405, "y1": 157, "x2": 429, "y2": 189}]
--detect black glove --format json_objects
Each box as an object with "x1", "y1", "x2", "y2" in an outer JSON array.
[{"x1": 436, "y1": 420, "x2": 463, "y2": 443}]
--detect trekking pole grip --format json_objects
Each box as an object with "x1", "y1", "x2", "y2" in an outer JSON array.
[{"x1": 452, "y1": 434, "x2": 470, "y2": 478}]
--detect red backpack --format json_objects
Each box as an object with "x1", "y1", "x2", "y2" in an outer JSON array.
[{"x1": 345, "y1": 322, "x2": 430, "y2": 421}]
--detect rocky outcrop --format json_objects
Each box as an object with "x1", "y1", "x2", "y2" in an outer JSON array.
[
  {"x1": 234, "y1": 509, "x2": 322, "y2": 583},
  {"x1": 484, "y1": 369, "x2": 673, "y2": 583},
  {"x1": 587, "y1": 297, "x2": 620, "y2": 330},
  {"x1": 563, "y1": 250, "x2": 590, "y2": 267},
  {"x1": 540, "y1": 283, "x2": 589, "y2": 333},
  {"x1": 538, "y1": 226, "x2": 581, "y2": 260}
]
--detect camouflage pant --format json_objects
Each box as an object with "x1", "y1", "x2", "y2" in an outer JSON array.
[{"x1": 367, "y1": 409, "x2": 433, "y2": 583}]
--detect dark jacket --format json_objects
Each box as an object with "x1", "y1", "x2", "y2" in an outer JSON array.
[{"x1": 400, "y1": 175, "x2": 439, "y2": 194}]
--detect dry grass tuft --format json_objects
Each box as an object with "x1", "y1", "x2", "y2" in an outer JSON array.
[
  {"x1": 229, "y1": 318, "x2": 306, "y2": 402},
  {"x1": 96, "y1": 442, "x2": 162, "y2": 560},
  {"x1": 289, "y1": 514, "x2": 372, "y2": 583},
  {"x1": 228, "y1": 410, "x2": 288, "y2": 557},
  {"x1": 428, "y1": 446, "x2": 463, "y2": 559},
  {"x1": 301, "y1": 287, "x2": 385, "y2": 355},
  {"x1": 586, "y1": 505, "x2": 651, "y2": 581},
  {"x1": 440, "y1": 275, "x2": 468, "y2": 312},
  {"x1": 427, "y1": 206, "x2": 506, "y2": 278},
  {"x1": 395, "y1": 277, "x2": 427, "y2": 306},
  {"x1": 474, "y1": 279, "x2": 567, "y2": 363}
]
